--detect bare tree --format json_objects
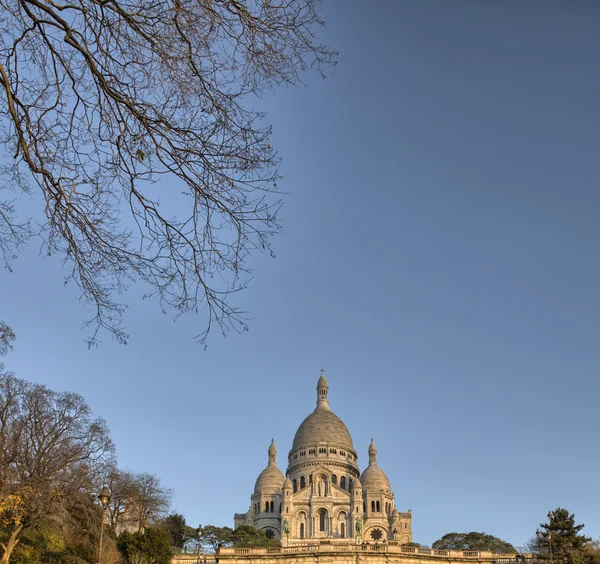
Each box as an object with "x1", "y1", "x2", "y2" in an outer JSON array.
[
  {"x1": 0, "y1": 374, "x2": 114, "y2": 563},
  {"x1": 105, "y1": 466, "x2": 140, "y2": 535},
  {"x1": 102, "y1": 465, "x2": 172, "y2": 535},
  {"x1": 0, "y1": 322, "x2": 15, "y2": 357},
  {"x1": 0, "y1": 0, "x2": 335, "y2": 345},
  {"x1": 131, "y1": 472, "x2": 172, "y2": 532}
]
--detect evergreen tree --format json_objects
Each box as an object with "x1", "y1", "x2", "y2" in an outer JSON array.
[{"x1": 536, "y1": 508, "x2": 591, "y2": 564}]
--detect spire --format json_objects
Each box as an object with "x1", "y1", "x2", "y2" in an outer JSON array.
[
  {"x1": 368, "y1": 438, "x2": 377, "y2": 466},
  {"x1": 316, "y1": 369, "x2": 329, "y2": 408},
  {"x1": 268, "y1": 439, "x2": 277, "y2": 465}
]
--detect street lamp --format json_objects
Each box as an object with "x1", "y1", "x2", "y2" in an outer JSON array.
[
  {"x1": 96, "y1": 487, "x2": 111, "y2": 564},
  {"x1": 547, "y1": 513, "x2": 554, "y2": 564},
  {"x1": 536, "y1": 527, "x2": 553, "y2": 564},
  {"x1": 197, "y1": 525, "x2": 203, "y2": 564}
]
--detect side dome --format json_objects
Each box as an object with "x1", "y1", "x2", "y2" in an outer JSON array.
[
  {"x1": 254, "y1": 440, "x2": 285, "y2": 493},
  {"x1": 360, "y1": 439, "x2": 392, "y2": 493},
  {"x1": 291, "y1": 372, "x2": 355, "y2": 452}
]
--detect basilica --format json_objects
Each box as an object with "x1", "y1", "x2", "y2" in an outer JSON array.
[{"x1": 234, "y1": 373, "x2": 412, "y2": 545}]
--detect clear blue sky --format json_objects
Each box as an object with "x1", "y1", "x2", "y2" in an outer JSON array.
[{"x1": 2, "y1": 0, "x2": 600, "y2": 550}]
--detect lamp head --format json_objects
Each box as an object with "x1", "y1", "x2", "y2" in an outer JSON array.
[{"x1": 98, "y1": 486, "x2": 111, "y2": 508}]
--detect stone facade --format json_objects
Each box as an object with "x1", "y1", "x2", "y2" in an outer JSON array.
[{"x1": 234, "y1": 373, "x2": 412, "y2": 545}]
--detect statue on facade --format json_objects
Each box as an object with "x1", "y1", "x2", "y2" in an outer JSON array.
[
  {"x1": 317, "y1": 476, "x2": 325, "y2": 496},
  {"x1": 355, "y1": 517, "x2": 362, "y2": 534},
  {"x1": 283, "y1": 518, "x2": 290, "y2": 535}
]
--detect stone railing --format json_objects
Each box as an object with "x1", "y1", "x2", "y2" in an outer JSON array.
[
  {"x1": 171, "y1": 555, "x2": 218, "y2": 564},
  {"x1": 218, "y1": 545, "x2": 530, "y2": 560}
]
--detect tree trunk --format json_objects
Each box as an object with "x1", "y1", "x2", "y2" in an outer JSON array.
[{"x1": 0, "y1": 522, "x2": 23, "y2": 564}]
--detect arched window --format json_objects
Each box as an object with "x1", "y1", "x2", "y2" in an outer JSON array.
[
  {"x1": 270, "y1": 501, "x2": 274, "y2": 513},
  {"x1": 331, "y1": 474, "x2": 337, "y2": 485},
  {"x1": 363, "y1": 502, "x2": 366, "y2": 513},
  {"x1": 279, "y1": 503, "x2": 282, "y2": 514},
  {"x1": 300, "y1": 476, "x2": 306, "y2": 489},
  {"x1": 376, "y1": 501, "x2": 380, "y2": 512},
  {"x1": 265, "y1": 501, "x2": 269, "y2": 512},
  {"x1": 319, "y1": 509, "x2": 328, "y2": 532},
  {"x1": 371, "y1": 500, "x2": 375, "y2": 512},
  {"x1": 339, "y1": 511, "x2": 346, "y2": 538},
  {"x1": 293, "y1": 479, "x2": 297, "y2": 493},
  {"x1": 348, "y1": 478, "x2": 353, "y2": 490},
  {"x1": 309, "y1": 474, "x2": 313, "y2": 483},
  {"x1": 300, "y1": 523, "x2": 305, "y2": 539},
  {"x1": 340, "y1": 476, "x2": 346, "y2": 490}
]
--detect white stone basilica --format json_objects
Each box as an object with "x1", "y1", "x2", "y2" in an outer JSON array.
[{"x1": 234, "y1": 373, "x2": 412, "y2": 545}]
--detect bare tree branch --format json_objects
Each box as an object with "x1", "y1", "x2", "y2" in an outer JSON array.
[{"x1": 0, "y1": 0, "x2": 335, "y2": 345}]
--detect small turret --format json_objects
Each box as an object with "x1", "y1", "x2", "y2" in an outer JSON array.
[
  {"x1": 268, "y1": 439, "x2": 277, "y2": 465},
  {"x1": 368, "y1": 438, "x2": 377, "y2": 465}
]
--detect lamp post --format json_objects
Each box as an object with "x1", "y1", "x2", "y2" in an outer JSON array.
[
  {"x1": 197, "y1": 525, "x2": 203, "y2": 564},
  {"x1": 536, "y1": 526, "x2": 553, "y2": 564},
  {"x1": 547, "y1": 512, "x2": 553, "y2": 564},
  {"x1": 96, "y1": 487, "x2": 111, "y2": 564}
]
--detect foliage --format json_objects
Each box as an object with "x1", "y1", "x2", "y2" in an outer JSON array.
[
  {"x1": 161, "y1": 514, "x2": 196, "y2": 550},
  {"x1": 432, "y1": 532, "x2": 516, "y2": 554},
  {"x1": 232, "y1": 525, "x2": 281, "y2": 548},
  {"x1": 533, "y1": 508, "x2": 592, "y2": 564},
  {"x1": 198, "y1": 525, "x2": 280, "y2": 553},
  {"x1": 1, "y1": 490, "x2": 107, "y2": 564},
  {"x1": 0, "y1": 372, "x2": 114, "y2": 563},
  {"x1": 585, "y1": 540, "x2": 600, "y2": 564},
  {"x1": 117, "y1": 527, "x2": 172, "y2": 564},
  {"x1": 199, "y1": 525, "x2": 234, "y2": 553},
  {"x1": 0, "y1": 338, "x2": 172, "y2": 564},
  {"x1": 0, "y1": 0, "x2": 335, "y2": 346}
]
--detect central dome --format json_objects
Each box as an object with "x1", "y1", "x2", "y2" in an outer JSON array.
[
  {"x1": 291, "y1": 407, "x2": 355, "y2": 451},
  {"x1": 290, "y1": 372, "x2": 355, "y2": 453}
]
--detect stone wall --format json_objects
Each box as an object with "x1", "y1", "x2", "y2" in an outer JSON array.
[{"x1": 173, "y1": 544, "x2": 530, "y2": 564}]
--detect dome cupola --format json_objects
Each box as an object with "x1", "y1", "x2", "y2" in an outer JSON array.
[
  {"x1": 287, "y1": 371, "x2": 359, "y2": 477},
  {"x1": 289, "y1": 371, "x2": 355, "y2": 453},
  {"x1": 359, "y1": 438, "x2": 392, "y2": 494}
]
